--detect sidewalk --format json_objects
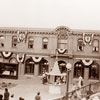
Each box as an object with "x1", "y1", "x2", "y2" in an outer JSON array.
[{"x1": 0, "y1": 75, "x2": 67, "y2": 100}]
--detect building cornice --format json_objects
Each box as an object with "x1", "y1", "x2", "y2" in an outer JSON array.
[{"x1": 0, "y1": 26, "x2": 100, "y2": 36}]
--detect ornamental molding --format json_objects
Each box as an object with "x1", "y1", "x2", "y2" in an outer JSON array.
[
  {"x1": 9, "y1": 57, "x2": 18, "y2": 64},
  {"x1": 55, "y1": 26, "x2": 72, "y2": 33},
  {"x1": 17, "y1": 31, "x2": 27, "y2": 43},
  {"x1": 1, "y1": 51, "x2": 13, "y2": 59}
]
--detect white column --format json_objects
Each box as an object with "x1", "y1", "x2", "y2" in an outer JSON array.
[
  {"x1": 34, "y1": 64, "x2": 39, "y2": 75},
  {"x1": 18, "y1": 62, "x2": 21, "y2": 78}
]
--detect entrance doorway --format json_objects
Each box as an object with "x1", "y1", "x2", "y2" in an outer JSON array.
[
  {"x1": 58, "y1": 60, "x2": 66, "y2": 73},
  {"x1": 74, "y1": 60, "x2": 99, "y2": 83},
  {"x1": 39, "y1": 58, "x2": 49, "y2": 75},
  {"x1": 74, "y1": 61, "x2": 84, "y2": 78},
  {"x1": 25, "y1": 57, "x2": 34, "y2": 75}
]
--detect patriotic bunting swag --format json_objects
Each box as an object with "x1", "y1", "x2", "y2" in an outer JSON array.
[
  {"x1": 83, "y1": 33, "x2": 94, "y2": 45},
  {"x1": 32, "y1": 57, "x2": 42, "y2": 63},
  {"x1": 57, "y1": 49, "x2": 66, "y2": 54},
  {"x1": 1, "y1": 51, "x2": 13, "y2": 59},
  {"x1": 17, "y1": 53, "x2": 25, "y2": 63},
  {"x1": 82, "y1": 59, "x2": 93, "y2": 66}
]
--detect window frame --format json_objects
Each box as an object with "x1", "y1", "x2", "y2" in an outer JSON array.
[
  {"x1": 42, "y1": 37, "x2": 48, "y2": 49},
  {"x1": 77, "y1": 38, "x2": 84, "y2": 51},
  {"x1": 28, "y1": 36, "x2": 34, "y2": 49},
  {"x1": 92, "y1": 39, "x2": 99, "y2": 52},
  {"x1": 12, "y1": 36, "x2": 17, "y2": 48},
  {"x1": 0, "y1": 35, "x2": 5, "y2": 47}
]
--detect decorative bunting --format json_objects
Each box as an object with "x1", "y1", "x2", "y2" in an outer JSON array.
[
  {"x1": 32, "y1": 57, "x2": 42, "y2": 63},
  {"x1": 57, "y1": 49, "x2": 66, "y2": 54},
  {"x1": 17, "y1": 31, "x2": 27, "y2": 43},
  {"x1": 82, "y1": 59, "x2": 93, "y2": 66},
  {"x1": 83, "y1": 33, "x2": 86, "y2": 45},
  {"x1": 17, "y1": 53, "x2": 25, "y2": 63},
  {"x1": 1, "y1": 51, "x2": 13, "y2": 59},
  {"x1": 89, "y1": 34, "x2": 94, "y2": 45},
  {"x1": 83, "y1": 33, "x2": 94, "y2": 45}
]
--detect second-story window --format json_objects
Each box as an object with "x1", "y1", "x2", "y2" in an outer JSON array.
[
  {"x1": 0, "y1": 35, "x2": 5, "y2": 47},
  {"x1": 77, "y1": 39, "x2": 83, "y2": 51},
  {"x1": 12, "y1": 36, "x2": 17, "y2": 48},
  {"x1": 28, "y1": 37, "x2": 34, "y2": 49},
  {"x1": 42, "y1": 37, "x2": 48, "y2": 49},
  {"x1": 92, "y1": 39, "x2": 99, "y2": 52}
]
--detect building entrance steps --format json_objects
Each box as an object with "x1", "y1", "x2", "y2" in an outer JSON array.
[{"x1": 0, "y1": 76, "x2": 69, "y2": 100}]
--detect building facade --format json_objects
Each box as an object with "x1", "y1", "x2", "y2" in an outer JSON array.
[{"x1": 0, "y1": 26, "x2": 100, "y2": 84}]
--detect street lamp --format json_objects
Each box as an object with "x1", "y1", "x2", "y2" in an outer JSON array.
[{"x1": 65, "y1": 63, "x2": 72, "y2": 100}]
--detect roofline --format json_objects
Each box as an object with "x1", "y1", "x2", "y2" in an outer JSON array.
[{"x1": 0, "y1": 26, "x2": 100, "y2": 32}]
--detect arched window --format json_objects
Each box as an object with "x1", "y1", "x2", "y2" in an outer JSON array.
[
  {"x1": 42, "y1": 37, "x2": 48, "y2": 49},
  {"x1": 74, "y1": 62, "x2": 84, "y2": 78},
  {"x1": 12, "y1": 36, "x2": 17, "y2": 48},
  {"x1": 28, "y1": 36, "x2": 34, "y2": 49},
  {"x1": 92, "y1": 39, "x2": 99, "y2": 52},
  {"x1": 0, "y1": 35, "x2": 4, "y2": 47},
  {"x1": 89, "y1": 63, "x2": 99, "y2": 79},
  {"x1": 77, "y1": 38, "x2": 84, "y2": 51}
]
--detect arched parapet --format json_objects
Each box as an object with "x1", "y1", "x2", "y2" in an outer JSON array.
[
  {"x1": 54, "y1": 26, "x2": 72, "y2": 39},
  {"x1": 55, "y1": 26, "x2": 72, "y2": 33}
]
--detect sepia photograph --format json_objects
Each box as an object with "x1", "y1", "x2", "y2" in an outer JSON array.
[{"x1": 0, "y1": 0, "x2": 100, "y2": 100}]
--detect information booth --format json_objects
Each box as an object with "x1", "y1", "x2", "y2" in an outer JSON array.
[{"x1": 47, "y1": 61, "x2": 66, "y2": 94}]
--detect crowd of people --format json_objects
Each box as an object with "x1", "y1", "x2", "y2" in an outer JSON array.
[{"x1": 0, "y1": 88, "x2": 41, "y2": 100}]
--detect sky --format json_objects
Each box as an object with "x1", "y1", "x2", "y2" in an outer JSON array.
[{"x1": 0, "y1": 0, "x2": 100, "y2": 30}]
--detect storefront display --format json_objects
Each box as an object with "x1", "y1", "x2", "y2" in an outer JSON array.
[{"x1": 0, "y1": 62, "x2": 18, "y2": 79}]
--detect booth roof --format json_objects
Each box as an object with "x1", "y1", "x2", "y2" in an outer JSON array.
[{"x1": 47, "y1": 61, "x2": 66, "y2": 76}]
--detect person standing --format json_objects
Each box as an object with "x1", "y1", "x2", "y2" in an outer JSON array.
[
  {"x1": 4, "y1": 88, "x2": 10, "y2": 100},
  {"x1": 71, "y1": 83, "x2": 77, "y2": 91},
  {"x1": 78, "y1": 75, "x2": 84, "y2": 88},
  {"x1": 35, "y1": 92, "x2": 41, "y2": 100}
]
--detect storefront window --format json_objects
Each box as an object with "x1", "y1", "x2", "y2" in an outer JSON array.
[
  {"x1": 89, "y1": 63, "x2": 99, "y2": 79},
  {"x1": 42, "y1": 37, "x2": 48, "y2": 49},
  {"x1": 92, "y1": 39, "x2": 99, "y2": 52},
  {"x1": 74, "y1": 62, "x2": 84, "y2": 78},
  {"x1": 77, "y1": 38, "x2": 84, "y2": 51},
  {"x1": 0, "y1": 63, "x2": 18, "y2": 79}
]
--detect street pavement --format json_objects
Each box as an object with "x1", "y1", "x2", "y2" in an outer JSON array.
[{"x1": 0, "y1": 75, "x2": 67, "y2": 100}]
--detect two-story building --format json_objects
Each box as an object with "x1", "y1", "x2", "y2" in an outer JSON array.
[{"x1": 0, "y1": 26, "x2": 100, "y2": 84}]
